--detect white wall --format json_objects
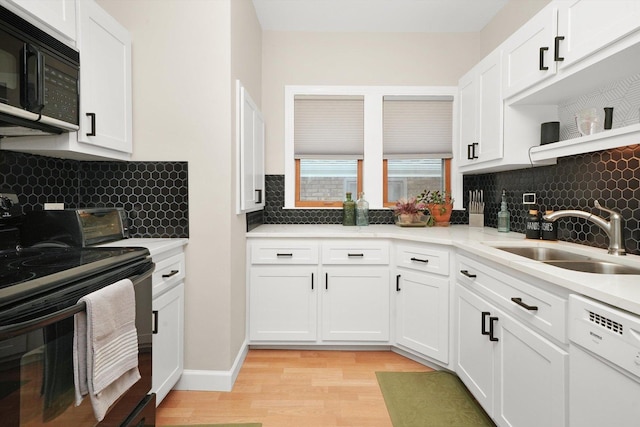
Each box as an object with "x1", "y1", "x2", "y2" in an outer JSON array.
[{"x1": 96, "y1": 0, "x2": 261, "y2": 374}]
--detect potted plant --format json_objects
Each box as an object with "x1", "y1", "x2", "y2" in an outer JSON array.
[
  {"x1": 419, "y1": 190, "x2": 454, "y2": 226},
  {"x1": 392, "y1": 197, "x2": 428, "y2": 225}
]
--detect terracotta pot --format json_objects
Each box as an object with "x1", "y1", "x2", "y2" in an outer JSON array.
[{"x1": 428, "y1": 203, "x2": 453, "y2": 226}]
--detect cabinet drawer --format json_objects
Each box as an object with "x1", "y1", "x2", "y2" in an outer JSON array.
[
  {"x1": 153, "y1": 252, "x2": 186, "y2": 297},
  {"x1": 321, "y1": 240, "x2": 389, "y2": 265},
  {"x1": 396, "y1": 244, "x2": 449, "y2": 276},
  {"x1": 457, "y1": 254, "x2": 567, "y2": 343},
  {"x1": 251, "y1": 240, "x2": 319, "y2": 264}
]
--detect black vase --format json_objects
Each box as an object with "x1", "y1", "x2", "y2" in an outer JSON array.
[{"x1": 604, "y1": 107, "x2": 613, "y2": 130}]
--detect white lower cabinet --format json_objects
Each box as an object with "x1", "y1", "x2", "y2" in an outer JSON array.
[
  {"x1": 249, "y1": 266, "x2": 317, "y2": 341},
  {"x1": 152, "y1": 282, "x2": 184, "y2": 405},
  {"x1": 321, "y1": 266, "x2": 389, "y2": 341},
  {"x1": 456, "y1": 281, "x2": 568, "y2": 427}
]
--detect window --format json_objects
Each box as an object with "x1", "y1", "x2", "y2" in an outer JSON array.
[
  {"x1": 294, "y1": 95, "x2": 364, "y2": 207},
  {"x1": 382, "y1": 97, "x2": 453, "y2": 206},
  {"x1": 284, "y1": 86, "x2": 458, "y2": 210}
]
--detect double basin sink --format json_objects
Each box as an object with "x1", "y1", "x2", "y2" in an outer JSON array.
[{"x1": 494, "y1": 246, "x2": 640, "y2": 275}]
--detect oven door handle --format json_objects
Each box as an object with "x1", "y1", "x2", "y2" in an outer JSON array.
[{"x1": 0, "y1": 301, "x2": 86, "y2": 340}]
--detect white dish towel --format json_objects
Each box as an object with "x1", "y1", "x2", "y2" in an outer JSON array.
[{"x1": 73, "y1": 278, "x2": 141, "y2": 422}]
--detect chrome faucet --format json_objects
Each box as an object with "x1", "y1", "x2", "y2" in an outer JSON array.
[{"x1": 543, "y1": 201, "x2": 626, "y2": 256}]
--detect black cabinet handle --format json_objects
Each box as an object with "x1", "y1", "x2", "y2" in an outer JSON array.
[
  {"x1": 276, "y1": 253, "x2": 293, "y2": 258},
  {"x1": 539, "y1": 46, "x2": 549, "y2": 70},
  {"x1": 472, "y1": 142, "x2": 479, "y2": 159},
  {"x1": 311, "y1": 273, "x2": 314, "y2": 290},
  {"x1": 410, "y1": 257, "x2": 429, "y2": 264},
  {"x1": 152, "y1": 310, "x2": 158, "y2": 334},
  {"x1": 255, "y1": 189, "x2": 262, "y2": 204},
  {"x1": 460, "y1": 270, "x2": 477, "y2": 278},
  {"x1": 325, "y1": 272, "x2": 328, "y2": 290},
  {"x1": 86, "y1": 112, "x2": 96, "y2": 136},
  {"x1": 489, "y1": 316, "x2": 499, "y2": 342},
  {"x1": 511, "y1": 297, "x2": 538, "y2": 311},
  {"x1": 162, "y1": 270, "x2": 179, "y2": 278},
  {"x1": 481, "y1": 311, "x2": 491, "y2": 335},
  {"x1": 554, "y1": 36, "x2": 565, "y2": 61},
  {"x1": 348, "y1": 253, "x2": 364, "y2": 257},
  {"x1": 467, "y1": 144, "x2": 474, "y2": 160},
  {"x1": 396, "y1": 274, "x2": 401, "y2": 292}
]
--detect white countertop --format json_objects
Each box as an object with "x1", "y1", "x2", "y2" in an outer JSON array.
[
  {"x1": 247, "y1": 224, "x2": 640, "y2": 316},
  {"x1": 98, "y1": 238, "x2": 188, "y2": 258}
]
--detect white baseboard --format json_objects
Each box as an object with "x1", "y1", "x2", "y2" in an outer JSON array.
[{"x1": 173, "y1": 341, "x2": 248, "y2": 392}]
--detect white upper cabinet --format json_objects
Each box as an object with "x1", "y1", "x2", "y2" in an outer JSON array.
[
  {"x1": 76, "y1": 0, "x2": 132, "y2": 154},
  {"x1": 556, "y1": 0, "x2": 640, "y2": 71},
  {"x1": 502, "y1": 3, "x2": 558, "y2": 99},
  {"x1": 1, "y1": 0, "x2": 132, "y2": 160},
  {"x1": 457, "y1": 48, "x2": 503, "y2": 171},
  {"x1": 237, "y1": 81, "x2": 265, "y2": 213},
  {"x1": 6, "y1": 0, "x2": 76, "y2": 41}
]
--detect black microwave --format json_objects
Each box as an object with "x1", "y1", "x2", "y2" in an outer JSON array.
[{"x1": 0, "y1": 5, "x2": 79, "y2": 136}]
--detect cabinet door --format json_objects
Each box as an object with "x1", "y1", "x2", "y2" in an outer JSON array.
[
  {"x1": 455, "y1": 284, "x2": 496, "y2": 417},
  {"x1": 76, "y1": 0, "x2": 132, "y2": 153},
  {"x1": 502, "y1": 4, "x2": 558, "y2": 99},
  {"x1": 476, "y1": 51, "x2": 503, "y2": 163},
  {"x1": 322, "y1": 266, "x2": 389, "y2": 342},
  {"x1": 239, "y1": 82, "x2": 265, "y2": 213},
  {"x1": 9, "y1": 0, "x2": 76, "y2": 40},
  {"x1": 249, "y1": 266, "x2": 317, "y2": 341},
  {"x1": 457, "y1": 70, "x2": 477, "y2": 168},
  {"x1": 496, "y1": 312, "x2": 568, "y2": 427},
  {"x1": 557, "y1": 0, "x2": 640, "y2": 70},
  {"x1": 395, "y1": 270, "x2": 449, "y2": 363},
  {"x1": 152, "y1": 282, "x2": 184, "y2": 406}
]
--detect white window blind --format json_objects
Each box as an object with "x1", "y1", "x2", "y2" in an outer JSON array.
[
  {"x1": 294, "y1": 96, "x2": 364, "y2": 159},
  {"x1": 383, "y1": 97, "x2": 453, "y2": 159}
]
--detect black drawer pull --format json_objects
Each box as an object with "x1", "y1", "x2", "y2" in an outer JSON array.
[
  {"x1": 348, "y1": 253, "x2": 364, "y2": 257},
  {"x1": 489, "y1": 316, "x2": 499, "y2": 342},
  {"x1": 162, "y1": 270, "x2": 179, "y2": 278},
  {"x1": 511, "y1": 297, "x2": 538, "y2": 311},
  {"x1": 276, "y1": 253, "x2": 293, "y2": 257},
  {"x1": 396, "y1": 274, "x2": 401, "y2": 292},
  {"x1": 311, "y1": 273, "x2": 314, "y2": 290},
  {"x1": 410, "y1": 257, "x2": 429, "y2": 264},
  {"x1": 539, "y1": 46, "x2": 549, "y2": 70},
  {"x1": 325, "y1": 272, "x2": 328, "y2": 290},
  {"x1": 554, "y1": 36, "x2": 565, "y2": 61},
  {"x1": 481, "y1": 311, "x2": 491, "y2": 335},
  {"x1": 152, "y1": 310, "x2": 159, "y2": 334},
  {"x1": 460, "y1": 270, "x2": 477, "y2": 278}
]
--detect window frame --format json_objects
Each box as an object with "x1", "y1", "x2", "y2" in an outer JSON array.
[{"x1": 284, "y1": 85, "x2": 460, "y2": 210}]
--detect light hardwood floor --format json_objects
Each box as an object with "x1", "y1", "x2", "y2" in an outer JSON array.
[{"x1": 156, "y1": 349, "x2": 433, "y2": 427}]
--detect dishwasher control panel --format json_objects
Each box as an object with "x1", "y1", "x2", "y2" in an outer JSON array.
[{"x1": 569, "y1": 294, "x2": 640, "y2": 379}]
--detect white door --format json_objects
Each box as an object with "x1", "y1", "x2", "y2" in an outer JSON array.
[
  {"x1": 557, "y1": 0, "x2": 640, "y2": 70},
  {"x1": 457, "y1": 70, "x2": 477, "y2": 167},
  {"x1": 395, "y1": 270, "x2": 449, "y2": 363},
  {"x1": 76, "y1": 0, "x2": 132, "y2": 153},
  {"x1": 322, "y1": 266, "x2": 389, "y2": 342},
  {"x1": 496, "y1": 312, "x2": 568, "y2": 427},
  {"x1": 249, "y1": 266, "x2": 317, "y2": 341},
  {"x1": 152, "y1": 283, "x2": 184, "y2": 405},
  {"x1": 476, "y1": 50, "x2": 503, "y2": 163},
  {"x1": 239, "y1": 83, "x2": 265, "y2": 212},
  {"x1": 455, "y1": 284, "x2": 496, "y2": 417},
  {"x1": 502, "y1": 3, "x2": 558, "y2": 99}
]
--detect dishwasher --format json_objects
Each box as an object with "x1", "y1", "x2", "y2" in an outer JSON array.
[{"x1": 568, "y1": 294, "x2": 640, "y2": 427}]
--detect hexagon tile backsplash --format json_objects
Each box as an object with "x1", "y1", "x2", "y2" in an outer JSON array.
[{"x1": 0, "y1": 150, "x2": 188, "y2": 238}]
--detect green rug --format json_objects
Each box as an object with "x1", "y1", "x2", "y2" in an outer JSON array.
[{"x1": 376, "y1": 371, "x2": 495, "y2": 427}]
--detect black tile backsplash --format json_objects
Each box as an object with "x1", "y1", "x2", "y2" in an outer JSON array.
[
  {"x1": 259, "y1": 144, "x2": 640, "y2": 256},
  {"x1": 0, "y1": 150, "x2": 188, "y2": 238}
]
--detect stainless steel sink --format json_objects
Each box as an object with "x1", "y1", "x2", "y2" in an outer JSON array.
[
  {"x1": 542, "y1": 260, "x2": 640, "y2": 275},
  {"x1": 494, "y1": 246, "x2": 640, "y2": 275},
  {"x1": 494, "y1": 246, "x2": 591, "y2": 261}
]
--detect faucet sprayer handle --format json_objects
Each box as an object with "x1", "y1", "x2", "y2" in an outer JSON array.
[{"x1": 594, "y1": 200, "x2": 621, "y2": 218}]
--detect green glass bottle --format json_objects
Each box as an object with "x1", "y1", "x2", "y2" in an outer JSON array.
[{"x1": 343, "y1": 192, "x2": 356, "y2": 226}]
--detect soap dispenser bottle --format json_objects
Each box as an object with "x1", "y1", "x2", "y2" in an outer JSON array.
[{"x1": 497, "y1": 190, "x2": 510, "y2": 232}]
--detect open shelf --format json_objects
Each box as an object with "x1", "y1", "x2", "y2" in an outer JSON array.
[{"x1": 530, "y1": 123, "x2": 640, "y2": 162}]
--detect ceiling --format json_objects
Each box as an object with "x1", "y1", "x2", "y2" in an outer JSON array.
[{"x1": 252, "y1": 0, "x2": 509, "y2": 33}]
